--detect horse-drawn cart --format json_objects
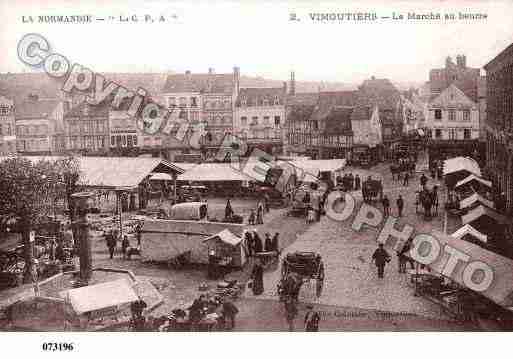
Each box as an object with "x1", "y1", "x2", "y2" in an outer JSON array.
[{"x1": 277, "y1": 251, "x2": 325, "y2": 302}]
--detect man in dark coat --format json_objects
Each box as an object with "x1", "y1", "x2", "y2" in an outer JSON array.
[
  {"x1": 264, "y1": 233, "x2": 272, "y2": 252},
  {"x1": 372, "y1": 243, "x2": 391, "y2": 279},
  {"x1": 271, "y1": 233, "x2": 280, "y2": 252},
  {"x1": 106, "y1": 231, "x2": 117, "y2": 259},
  {"x1": 420, "y1": 173, "x2": 428, "y2": 188},
  {"x1": 304, "y1": 304, "x2": 321, "y2": 332},
  {"x1": 225, "y1": 199, "x2": 233, "y2": 220},
  {"x1": 396, "y1": 195, "x2": 404, "y2": 217},
  {"x1": 253, "y1": 231, "x2": 263, "y2": 253},
  {"x1": 220, "y1": 298, "x2": 239, "y2": 330},
  {"x1": 403, "y1": 171, "x2": 409, "y2": 186},
  {"x1": 245, "y1": 231, "x2": 254, "y2": 257},
  {"x1": 354, "y1": 174, "x2": 361, "y2": 190},
  {"x1": 382, "y1": 195, "x2": 390, "y2": 217}
]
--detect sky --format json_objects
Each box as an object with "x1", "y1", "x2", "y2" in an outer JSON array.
[{"x1": 1, "y1": 0, "x2": 513, "y2": 84}]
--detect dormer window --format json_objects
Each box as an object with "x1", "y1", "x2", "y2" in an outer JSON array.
[
  {"x1": 263, "y1": 99, "x2": 269, "y2": 106},
  {"x1": 274, "y1": 96, "x2": 280, "y2": 105},
  {"x1": 241, "y1": 96, "x2": 247, "y2": 106}
]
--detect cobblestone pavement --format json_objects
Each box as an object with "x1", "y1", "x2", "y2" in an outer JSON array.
[{"x1": 247, "y1": 155, "x2": 457, "y2": 321}]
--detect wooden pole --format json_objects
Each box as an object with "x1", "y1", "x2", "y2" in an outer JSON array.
[{"x1": 71, "y1": 191, "x2": 94, "y2": 285}]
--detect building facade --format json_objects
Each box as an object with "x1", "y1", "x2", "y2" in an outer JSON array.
[
  {"x1": 63, "y1": 102, "x2": 109, "y2": 155},
  {"x1": 484, "y1": 42, "x2": 513, "y2": 213},
  {"x1": 161, "y1": 68, "x2": 239, "y2": 160},
  {"x1": 429, "y1": 55, "x2": 481, "y2": 102},
  {"x1": 0, "y1": 95, "x2": 16, "y2": 155},
  {"x1": 234, "y1": 86, "x2": 286, "y2": 155},
  {"x1": 15, "y1": 96, "x2": 65, "y2": 154},
  {"x1": 425, "y1": 84, "x2": 480, "y2": 141}
]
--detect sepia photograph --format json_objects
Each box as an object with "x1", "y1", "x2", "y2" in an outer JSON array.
[{"x1": 1, "y1": 0, "x2": 513, "y2": 354}]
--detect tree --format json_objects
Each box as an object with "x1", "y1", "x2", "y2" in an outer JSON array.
[{"x1": 0, "y1": 156, "x2": 81, "y2": 283}]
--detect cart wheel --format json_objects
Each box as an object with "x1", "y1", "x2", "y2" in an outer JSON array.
[{"x1": 316, "y1": 263, "x2": 325, "y2": 297}]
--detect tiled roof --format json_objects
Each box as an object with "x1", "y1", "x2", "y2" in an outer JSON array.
[
  {"x1": 286, "y1": 92, "x2": 319, "y2": 106},
  {"x1": 64, "y1": 101, "x2": 110, "y2": 118},
  {"x1": 162, "y1": 73, "x2": 234, "y2": 94},
  {"x1": 236, "y1": 87, "x2": 286, "y2": 106},
  {"x1": 310, "y1": 91, "x2": 358, "y2": 122},
  {"x1": 322, "y1": 106, "x2": 354, "y2": 135},
  {"x1": 287, "y1": 104, "x2": 316, "y2": 123},
  {"x1": 15, "y1": 98, "x2": 61, "y2": 119},
  {"x1": 357, "y1": 78, "x2": 401, "y2": 109}
]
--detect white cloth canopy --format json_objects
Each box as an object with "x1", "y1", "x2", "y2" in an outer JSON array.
[
  {"x1": 455, "y1": 174, "x2": 491, "y2": 189},
  {"x1": 150, "y1": 172, "x2": 174, "y2": 181},
  {"x1": 451, "y1": 224, "x2": 488, "y2": 243},
  {"x1": 60, "y1": 279, "x2": 139, "y2": 315},
  {"x1": 291, "y1": 159, "x2": 347, "y2": 174},
  {"x1": 459, "y1": 193, "x2": 495, "y2": 210},
  {"x1": 177, "y1": 163, "x2": 254, "y2": 182},
  {"x1": 443, "y1": 157, "x2": 481, "y2": 177},
  {"x1": 203, "y1": 229, "x2": 242, "y2": 246}
]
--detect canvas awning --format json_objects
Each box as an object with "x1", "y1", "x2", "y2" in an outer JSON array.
[
  {"x1": 461, "y1": 205, "x2": 508, "y2": 226},
  {"x1": 150, "y1": 172, "x2": 174, "y2": 181},
  {"x1": 408, "y1": 230, "x2": 513, "y2": 308},
  {"x1": 459, "y1": 193, "x2": 495, "y2": 210},
  {"x1": 177, "y1": 163, "x2": 254, "y2": 182},
  {"x1": 60, "y1": 279, "x2": 139, "y2": 315},
  {"x1": 455, "y1": 174, "x2": 492, "y2": 190},
  {"x1": 451, "y1": 224, "x2": 488, "y2": 243},
  {"x1": 0, "y1": 156, "x2": 185, "y2": 190},
  {"x1": 291, "y1": 159, "x2": 347, "y2": 174},
  {"x1": 203, "y1": 229, "x2": 243, "y2": 246},
  {"x1": 443, "y1": 157, "x2": 481, "y2": 177}
]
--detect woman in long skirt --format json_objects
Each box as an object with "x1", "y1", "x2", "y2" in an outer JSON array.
[{"x1": 251, "y1": 260, "x2": 264, "y2": 295}]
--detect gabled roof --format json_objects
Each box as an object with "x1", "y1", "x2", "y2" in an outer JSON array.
[
  {"x1": 451, "y1": 224, "x2": 488, "y2": 243},
  {"x1": 162, "y1": 73, "x2": 234, "y2": 94},
  {"x1": 15, "y1": 98, "x2": 61, "y2": 119},
  {"x1": 286, "y1": 92, "x2": 319, "y2": 106},
  {"x1": 310, "y1": 91, "x2": 358, "y2": 123},
  {"x1": 350, "y1": 105, "x2": 373, "y2": 122},
  {"x1": 236, "y1": 87, "x2": 286, "y2": 106},
  {"x1": 459, "y1": 193, "x2": 495, "y2": 210},
  {"x1": 357, "y1": 78, "x2": 401, "y2": 110},
  {"x1": 443, "y1": 157, "x2": 481, "y2": 176},
  {"x1": 462, "y1": 205, "x2": 508, "y2": 226},
  {"x1": 455, "y1": 174, "x2": 492, "y2": 190},
  {"x1": 177, "y1": 163, "x2": 254, "y2": 182},
  {"x1": 286, "y1": 103, "x2": 316, "y2": 123},
  {"x1": 429, "y1": 84, "x2": 476, "y2": 108}
]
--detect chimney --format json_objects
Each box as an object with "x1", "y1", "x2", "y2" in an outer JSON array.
[
  {"x1": 371, "y1": 76, "x2": 376, "y2": 80},
  {"x1": 283, "y1": 81, "x2": 287, "y2": 94},
  {"x1": 233, "y1": 66, "x2": 240, "y2": 96},
  {"x1": 456, "y1": 55, "x2": 466, "y2": 68},
  {"x1": 445, "y1": 56, "x2": 453, "y2": 68},
  {"x1": 28, "y1": 93, "x2": 39, "y2": 101},
  {"x1": 290, "y1": 71, "x2": 296, "y2": 96},
  {"x1": 208, "y1": 67, "x2": 215, "y2": 75}
]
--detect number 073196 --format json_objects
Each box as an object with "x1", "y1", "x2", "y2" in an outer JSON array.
[{"x1": 41, "y1": 343, "x2": 75, "y2": 351}]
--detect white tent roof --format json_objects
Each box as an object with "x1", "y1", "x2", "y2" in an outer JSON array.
[
  {"x1": 451, "y1": 224, "x2": 488, "y2": 243},
  {"x1": 150, "y1": 172, "x2": 174, "y2": 181},
  {"x1": 203, "y1": 229, "x2": 242, "y2": 246},
  {"x1": 461, "y1": 205, "x2": 508, "y2": 226},
  {"x1": 60, "y1": 279, "x2": 139, "y2": 315},
  {"x1": 443, "y1": 157, "x2": 481, "y2": 177},
  {"x1": 459, "y1": 193, "x2": 495, "y2": 210},
  {"x1": 291, "y1": 159, "x2": 347, "y2": 173},
  {"x1": 0, "y1": 155, "x2": 185, "y2": 189},
  {"x1": 177, "y1": 163, "x2": 254, "y2": 182},
  {"x1": 455, "y1": 174, "x2": 491, "y2": 189}
]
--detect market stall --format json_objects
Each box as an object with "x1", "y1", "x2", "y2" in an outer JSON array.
[
  {"x1": 203, "y1": 229, "x2": 247, "y2": 279},
  {"x1": 60, "y1": 278, "x2": 141, "y2": 330},
  {"x1": 455, "y1": 174, "x2": 492, "y2": 197},
  {"x1": 443, "y1": 157, "x2": 481, "y2": 189},
  {"x1": 406, "y1": 230, "x2": 513, "y2": 325},
  {"x1": 451, "y1": 224, "x2": 488, "y2": 246}
]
